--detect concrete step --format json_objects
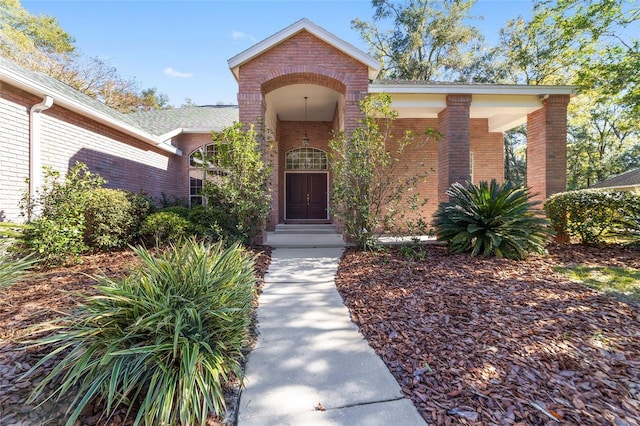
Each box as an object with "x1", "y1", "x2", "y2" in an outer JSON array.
[
  {"x1": 274, "y1": 224, "x2": 340, "y2": 234},
  {"x1": 266, "y1": 224, "x2": 345, "y2": 248}
]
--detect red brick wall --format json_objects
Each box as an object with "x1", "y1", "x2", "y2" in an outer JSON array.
[
  {"x1": 527, "y1": 95, "x2": 570, "y2": 203},
  {"x1": 385, "y1": 118, "x2": 440, "y2": 226},
  {"x1": 237, "y1": 30, "x2": 369, "y2": 133},
  {"x1": 438, "y1": 94, "x2": 472, "y2": 203},
  {"x1": 470, "y1": 118, "x2": 504, "y2": 185},
  {"x1": 0, "y1": 82, "x2": 182, "y2": 222},
  {"x1": 236, "y1": 30, "x2": 371, "y2": 227}
]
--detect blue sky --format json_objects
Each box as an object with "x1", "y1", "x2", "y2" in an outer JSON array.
[{"x1": 22, "y1": 0, "x2": 534, "y2": 107}]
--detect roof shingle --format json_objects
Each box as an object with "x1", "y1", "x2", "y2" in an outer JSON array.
[
  {"x1": 128, "y1": 106, "x2": 239, "y2": 135},
  {"x1": 591, "y1": 168, "x2": 640, "y2": 189}
]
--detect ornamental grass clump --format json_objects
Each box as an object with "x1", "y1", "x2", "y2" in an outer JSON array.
[
  {"x1": 24, "y1": 238, "x2": 256, "y2": 426},
  {"x1": 434, "y1": 180, "x2": 552, "y2": 260},
  {"x1": 0, "y1": 241, "x2": 36, "y2": 291}
]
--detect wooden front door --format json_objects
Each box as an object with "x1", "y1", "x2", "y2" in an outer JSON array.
[{"x1": 286, "y1": 173, "x2": 328, "y2": 221}]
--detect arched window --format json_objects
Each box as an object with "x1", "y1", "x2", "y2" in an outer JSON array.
[
  {"x1": 285, "y1": 147, "x2": 328, "y2": 170},
  {"x1": 189, "y1": 143, "x2": 225, "y2": 206}
]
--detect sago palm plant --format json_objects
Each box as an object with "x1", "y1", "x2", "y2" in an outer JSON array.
[
  {"x1": 24, "y1": 239, "x2": 256, "y2": 426},
  {"x1": 434, "y1": 180, "x2": 552, "y2": 260}
]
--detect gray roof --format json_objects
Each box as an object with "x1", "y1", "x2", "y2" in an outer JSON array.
[
  {"x1": 128, "y1": 106, "x2": 239, "y2": 135},
  {"x1": 591, "y1": 168, "x2": 640, "y2": 189},
  {"x1": 0, "y1": 56, "x2": 144, "y2": 131}
]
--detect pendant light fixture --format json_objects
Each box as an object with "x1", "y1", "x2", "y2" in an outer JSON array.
[{"x1": 302, "y1": 96, "x2": 309, "y2": 146}]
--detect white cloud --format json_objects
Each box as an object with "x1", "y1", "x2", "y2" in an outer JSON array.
[
  {"x1": 232, "y1": 31, "x2": 256, "y2": 41},
  {"x1": 163, "y1": 67, "x2": 193, "y2": 78}
]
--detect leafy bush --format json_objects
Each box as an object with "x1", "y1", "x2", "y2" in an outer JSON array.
[
  {"x1": 201, "y1": 122, "x2": 272, "y2": 245},
  {"x1": 545, "y1": 189, "x2": 640, "y2": 245},
  {"x1": 25, "y1": 239, "x2": 256, "y2": 426},
  {"x1": 83, "y1": 188, "x2": 153, "y2": 251},
  {"x1": 0, "y1": 241, "x2": 36, "y2": 291},
  {"x1": 434, "y1": 180, "x2": 552, "y2": 260},
  {"x1": 139, "y1": 211, "x2": 190, "y2": 245},
  {"x1": 188, "y1": 206, "x2": 232, "y2": 241},
  {"x1": 22, "y1": 163, "x2": 104, "y2": 264},
  {"x1": 329, "y1": 93, "x2": 436, "y2": 249},
  {"x1": 159, "y1": 206, "x2": 190, "y2": 219}
]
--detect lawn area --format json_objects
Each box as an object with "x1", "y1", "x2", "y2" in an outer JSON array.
[
  {"x1": 555, "y1": 265, "x2": 640, "y2": 305},
  {"x1": 336, "y1": 243, "x2": 640, "y2": 425}
]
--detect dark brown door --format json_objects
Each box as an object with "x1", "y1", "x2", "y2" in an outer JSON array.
[{"x1": 286, "y1": 173, "x2": 328, "y2": 220}]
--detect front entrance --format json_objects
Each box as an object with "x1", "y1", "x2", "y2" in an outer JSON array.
[{"x1": 285, "y1": 172, "x2": 328, "y2": 221}]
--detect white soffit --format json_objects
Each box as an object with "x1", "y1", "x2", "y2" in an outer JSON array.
[
  {"x1": 379, "y1": 88, "x2": 576, "y2": 132},
  {"x1": 228, "y1": 18, "x2": 380, "y2": 81}
]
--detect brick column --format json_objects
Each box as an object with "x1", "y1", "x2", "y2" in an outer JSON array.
[
  {"x1": 437, "y1": 94, "x2": 472, "y2": 203},
  {"x1": 344, "y1": 90, "x2": 366, "y2": 134},
  {"x1": 526, "y1": 95, "x2": 570, "y2": 204},
  {"x1": 238, "y1": 92, "x2": 264, "y2": 129}
]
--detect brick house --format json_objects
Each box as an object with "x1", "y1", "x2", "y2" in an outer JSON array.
[{"x1": 1, "y1": 18, "x2": 575, "y2": 230}]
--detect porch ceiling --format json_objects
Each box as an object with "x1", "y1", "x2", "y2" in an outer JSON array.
[
  {"x1": 371, "y1": 83, "x2": 577, "y2": 133},
  {"x1": 385, "y1": 93, "x2": 544, "y2": 133},
  {"x1": 266, "y1": 84, "x2": 341, "y2": 122}
]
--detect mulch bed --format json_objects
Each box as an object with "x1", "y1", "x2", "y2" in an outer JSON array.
[
  {"x1": 0, "y1": 246, "x2": 271, "y2": 426},
  {"x1": 335, "y1": 244, "x2": 640, "y2": 426}
]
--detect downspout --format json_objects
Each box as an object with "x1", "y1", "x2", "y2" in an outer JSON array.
[{"x1": 29, "y1": 95, "x2": 54, "y2": 201}]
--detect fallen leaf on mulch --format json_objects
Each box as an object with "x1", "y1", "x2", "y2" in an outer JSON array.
[{"x1": 335, "y1": 244, "x2": 640, "y2": 426}]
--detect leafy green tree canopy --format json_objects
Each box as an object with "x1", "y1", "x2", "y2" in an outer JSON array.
[
  {"x1": 352, "y1": 0, "x2": 484, "y2": 81},
  {"x1": 1, "y1": 0, "x2": 172, "y2": 113}
]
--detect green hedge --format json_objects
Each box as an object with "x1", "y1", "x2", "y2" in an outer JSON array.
[
  {"x1": 544, "y1": 189, "x2": 640, "y2": 245},
  {"x1": 84, "y1": 188, "x2": 154, "y2": 251},
  {"x1": 139, "y1": 211, "x2": 191, "y2": 245}
]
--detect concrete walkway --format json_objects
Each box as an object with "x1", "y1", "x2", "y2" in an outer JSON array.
[{"x1": 237, "y1": 247, "x2": 426, "y2": 426}]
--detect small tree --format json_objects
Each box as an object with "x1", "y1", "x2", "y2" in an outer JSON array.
[
  {"x1": 201, "y1": 122, "x2": 272, "y2": 245},
  {"x1": 329, "y1": 93, "x2": 437, "y2": 249}
]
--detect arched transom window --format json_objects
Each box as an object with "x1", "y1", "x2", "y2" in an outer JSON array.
[
  {"x1": 285, "y1": 147, "x2": 328, "y2": 171},
  {"x1": 189, "y1": 143, "x2": 225, "y2": 206}
]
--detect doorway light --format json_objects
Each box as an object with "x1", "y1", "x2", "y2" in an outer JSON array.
[{"x1": 302, "y1": 96, "x2": 309, "y2": 146}]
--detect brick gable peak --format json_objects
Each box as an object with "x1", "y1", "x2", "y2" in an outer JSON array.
[{"x1": 227, "y1": 18, "x2": 379, "y2": 81}]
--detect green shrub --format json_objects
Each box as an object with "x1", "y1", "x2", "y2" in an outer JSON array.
[
  {"x1": 434, "y1": 180, "x2": 552, "y2": 260},
  {"x1": 22, "y1": 163, "x2": 104, "y2": 264},
  {"x1": 159, "y1": 206, "x2": 190, "y2": 219},
  {"x1": 26, "y1": 217, "x2": 87, "y2": 264},
  {"x1": 0, "y1": 241, "x2": 36, "y2": 291},
  {"x1": 200, "y1": 122, "x2": 272, "y2": 245},
  {"x1": 139, "y1": 212, "x2": 190, "y2": 245},
  {"x1": 188, "y1": 206, "x2": 232, "y2": 241},
  {"x1": 126, "y1": 191, "x2": 156, "y2": 233},
  {"x1": 84, "y1": 188, "x2": 139, "y2": 251},
  {"x1": 329, "y1": 93, "x2": 436, "y2": 249},
  {"x1": 545, "y1": 189, "x2": 640, "y2": 245},
  {"x1": 25, "y1": 239, "x2": 256, "y2": 426}
]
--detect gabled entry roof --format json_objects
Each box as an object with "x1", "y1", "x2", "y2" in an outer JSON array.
[{"x1": 228, "y1": 18, "x2": 380, "y2": 81}]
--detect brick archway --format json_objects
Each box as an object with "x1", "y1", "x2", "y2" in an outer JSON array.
[{"x1": 260, "y1": 70, "x2": 347, "y2": 97}]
